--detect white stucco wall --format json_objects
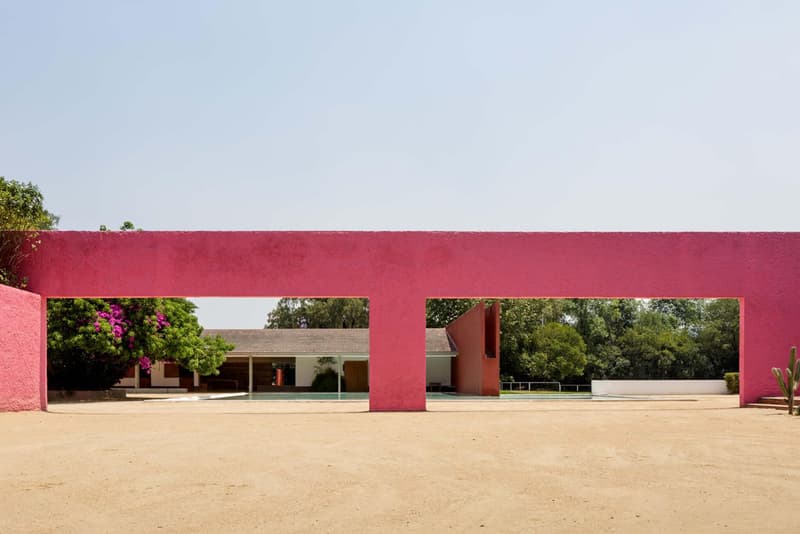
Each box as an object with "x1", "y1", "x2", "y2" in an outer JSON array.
[
  {"x1": 295, "y1": 357, "x2": 346, "y2": 387},
  {"x1": 591, "y1": 380, "x2": 728, "y2": 395},
  {"x1": 426, "y1": 357, "x2": 452, "y2": 386},
  {"x1": 150, "y1": 361, "x2": 180, "y2": 388},
  {"x1": 295, "y1": 357, "x2": 320, "y2": 387},
  {"x1": 114, "y1": 362, "x2": 179, "y2": 388}
]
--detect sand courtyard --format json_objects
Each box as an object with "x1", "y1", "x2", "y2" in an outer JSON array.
[{"x1": 1, "y1": 396, "x2": 798, "y2": 533}]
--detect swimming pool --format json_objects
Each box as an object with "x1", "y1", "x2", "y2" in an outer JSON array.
[{"x1": 198, "y1": 392, "x2": 623, "y2": 401}]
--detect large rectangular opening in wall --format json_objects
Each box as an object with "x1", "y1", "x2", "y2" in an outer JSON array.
[
  {"x1": 425, "y1": 298, "x2": 740, "y2": 401},
  {"x1": 45, "y1": 297, "x2": 371, "y2": 403},
  {"x1": 424, "y1": 299, "x2": 499, "y2": 399}
]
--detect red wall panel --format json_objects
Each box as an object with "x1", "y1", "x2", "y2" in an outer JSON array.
[
  {"x1": 446, "y1": 302, "x2": 500, "y2": 396},
  {"x1": 447, "y1": 302, "x2": 486, "y2": 396}
]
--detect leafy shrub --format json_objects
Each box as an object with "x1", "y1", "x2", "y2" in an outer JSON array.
[
  {"x1": 311, "y1": 368, "x2": 344, "y2": 392},
  {"x1": 47, "y1": 298, "x2": 232, "y2": 391},
  {"x1": 724, "y1": 372, "x2": 739, "y2": 394}
]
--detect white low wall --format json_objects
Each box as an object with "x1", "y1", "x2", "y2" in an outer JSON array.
[{"x1": 592, "y1": 380, "x2": 729, "y2": 395}]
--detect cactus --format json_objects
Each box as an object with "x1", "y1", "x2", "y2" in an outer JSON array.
[{"x1": 771, "y1": 346, "x2": 800, "y2": 415}]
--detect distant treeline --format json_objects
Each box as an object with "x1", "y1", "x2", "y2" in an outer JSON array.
[{"x1": 428, "y1": 298, "x2": 739, "y2": 383}]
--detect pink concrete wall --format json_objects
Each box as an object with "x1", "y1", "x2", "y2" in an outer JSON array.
[
  {"x1": 447, "y1": 302, "x2": 486, "y2": 395},
  {"x1": 370, "y1": 295, "x2": 426, "y2": 411},
  {"x1": 0, "y1": 284, "x2": 44, "y2": 411},
  {"x1": 447, "y1": 302, "x2": 501, "y2": 397},
  {"x1": 482, "y1": 302, "x2": 500, "y2": 397},
  {"x1": 12, "y1": 231, "x2": 800, "y2": 410}
]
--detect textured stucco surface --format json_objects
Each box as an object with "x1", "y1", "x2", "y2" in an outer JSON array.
[
  {"x1": 482, "y1": 302, "x2": 500, "y2": 396},
  {"x1": 447, "y1": 302, "x2": 486, "y2": 396},
  {"x1": 369, "y1": 295, "x2": 426, "y2": 411},
  {"x1": 0, "y1": 284, "x2": 42, "y2": 411},
  {"x1": 447, "y1": 302, "x2": 501, "y2": 396},
  {"x1": 15, "y1": 231, "x2": 800, "y2": 410}
]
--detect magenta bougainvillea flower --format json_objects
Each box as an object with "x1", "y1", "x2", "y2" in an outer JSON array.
[
  {"x1": 95, "y1": 303, "x2": 130, "y2": 339},
  {"x1": 139, "y1": 356, "x2": 152, "y2": 374}
]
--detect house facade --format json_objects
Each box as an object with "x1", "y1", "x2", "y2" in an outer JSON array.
[{"x1": 117, "y1": 301, "x2": 501, "y2": 396}]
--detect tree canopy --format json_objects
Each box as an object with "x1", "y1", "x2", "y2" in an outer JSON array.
[
  {"x1": 0, "y1": 177, "x2": 59, "y2": 287},
  {"x1": 425, "y1": 298, "x2": 479, "y2": 328},
  {"x1": 517, "y1": 322, "x2": 587, "y2": 382},
  {"x1": 266, "y1": 298, "x2": 369, "y2": 328},
  {"x1": 0, "y1": 177, "x2": 59, "y2": 231},
  {"x1": 426, "y1": 297, "x2": 738, "y2": 383}
]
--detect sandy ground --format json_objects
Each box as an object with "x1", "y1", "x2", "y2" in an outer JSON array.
[{"x1": 2, "y1": 396, "x2": 799, "y2": 533}]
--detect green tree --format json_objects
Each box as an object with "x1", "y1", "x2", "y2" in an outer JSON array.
[
  {"x1": 499, "y1": 299, "x2": 569, "y2": 380},
  {"x1": 100, "y1": 221, "x2": 137, "y2": 232},
  {"x1": 567, "y1": 299, "x2": 642, "y2": 380},
  {"x1": 695, "y1": 299, "x2": 739, "y2": 376},
  {"x1": 48, "y1": 298, "x2": 233, "y2": 390},
  {"x1": 266, "y1": 298, "x2": 369, "y2": 328},
  {"x1": 0, "y1": 177, "x2": 59, "y2": 287},
  {"x1": 517, "y1": 322, "x2": 587, "y2": 382},
  {"x1": 614, "y1": 309, "x2": 706, "y2": 379},
  {"x1": 649, "y1": 299, "x2": 704, "y2": 329},
  {"x1": 425, "y1": 298, "x2": 478, "y2": 327}
]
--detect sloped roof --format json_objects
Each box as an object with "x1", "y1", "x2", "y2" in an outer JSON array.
[{"x1": 203, "y1": 328, "x2": 456, "y2": 355}]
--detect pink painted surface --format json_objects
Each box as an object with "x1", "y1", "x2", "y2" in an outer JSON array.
[
  {"x1": 12, "y1": 231, "x2": 800, "y2": 410},
  {"x1": 447, "y1": 303, "x2": 486, "y2": 395},
  {"x1": 483, "y1": 302, "x2": 500, "y2": 397},
  {"x1": 0, "y1": 284, "x2": 43, "y2": 411},
  {"x1": 447, "y1": 302, "x2": 501, "y2": 396},
  {"x1": 369, "y1": 295, "x2": 426, "y2": 411}
]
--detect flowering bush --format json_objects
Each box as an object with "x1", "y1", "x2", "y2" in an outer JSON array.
[
  {"x1": 47, "y1": 298, "x2": 233, "y2": 390},
  {"x1": 138, "y1": 356, "x2": 152, "y2": 374}
]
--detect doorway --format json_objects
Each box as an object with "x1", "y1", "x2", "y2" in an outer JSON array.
[{"x1": 344, "y1": 361, "x2": 369, "y2": 392}]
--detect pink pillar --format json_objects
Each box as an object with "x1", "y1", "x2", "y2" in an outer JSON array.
[
  {"x1": 0, "y1": 285, "x2": 45, "y2": 411},
  {"x1": 369, "y1": 295, "x2": 427, "y2": 411},
  {"x1": 740, "y1": 295, "x2": 800, "y2": 406}
]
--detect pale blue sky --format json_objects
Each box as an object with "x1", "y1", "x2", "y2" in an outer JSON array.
[{"x1": 2, "y1": 1, "x2": 799, "y2": 327}]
